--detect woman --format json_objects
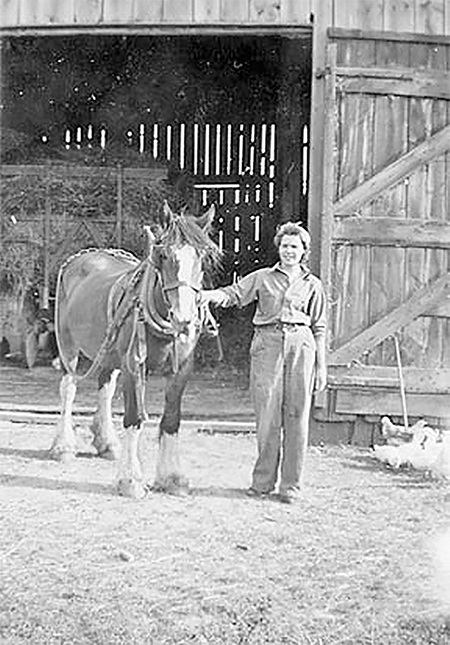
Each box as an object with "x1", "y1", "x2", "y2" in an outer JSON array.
[{"x1": 202, "y1": 222, "x2": 327, "y2": 504}]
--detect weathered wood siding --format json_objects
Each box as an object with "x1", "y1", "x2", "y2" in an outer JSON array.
[
  {"x1": 316, "y1": 29, "x2": 450, "y2": 424},
  {"x1": 330, "y1": 35, "x2": 450, "y2": 373},
  {"x1": 0, "y1": 0, "x2": 449, "y2": 34}
]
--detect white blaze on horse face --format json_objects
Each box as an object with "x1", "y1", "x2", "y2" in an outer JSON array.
[{"x1": 173, "y1": 245, "x2": 201, "y2": 326}]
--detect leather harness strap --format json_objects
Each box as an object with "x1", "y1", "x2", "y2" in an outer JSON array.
[{"x1": 60, "y1": 254, "x2": 221, "y2": 381}]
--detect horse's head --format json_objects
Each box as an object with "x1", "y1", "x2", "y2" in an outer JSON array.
[{"x1": 148, "y1": 202, "x2": 219, "y2": 335}]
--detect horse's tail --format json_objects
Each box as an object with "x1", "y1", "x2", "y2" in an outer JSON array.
[{"x1": 54, "y1": 260, "x2": 78, "y2": 377}]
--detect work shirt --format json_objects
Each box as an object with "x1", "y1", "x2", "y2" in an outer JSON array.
[{"x1": 219, "y1": 263, "x2": 327, "y2": 340}]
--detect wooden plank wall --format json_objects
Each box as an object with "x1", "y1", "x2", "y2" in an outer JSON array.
[
  {"x1": 0, "y1": 0, "x2": 314, "y2": 27},
  {"x1": 331, "y1": 36, "x2": 450, "y2": 371},
  {"x1": 333, "y1": 0, "x2": 449, "y2": 34},
  {"x1": 0, "y1": 0, "x2": 449, "y2": 34}
]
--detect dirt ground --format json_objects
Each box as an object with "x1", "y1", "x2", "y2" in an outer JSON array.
[
  {"x1": 0, "y1": 364, "x2": 254, "y2": 422},
  {"x1": 1, "y1": 365, "x2": 450, "y2": 644}
]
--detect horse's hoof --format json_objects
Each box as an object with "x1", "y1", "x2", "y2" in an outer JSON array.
[
  {"x1": 49, "y1": 446, "x2": 76, "y2": 462},
  {"x1": 117, "y1": 478, "x2": 146, "y2": 499},
  {"x1": 98, "y1": 446, "x2": 121, "y2": 461},
  {"x1": 153, "y1": 474, "x2": 190, "y2": 496}
]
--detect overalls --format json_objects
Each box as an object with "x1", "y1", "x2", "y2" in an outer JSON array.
[{"x1": 249, "y1": 322, "x2": 316, "y2": 495}]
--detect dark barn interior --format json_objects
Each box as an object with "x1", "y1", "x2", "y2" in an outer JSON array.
[{"x1": 1, "y1": 33, "x2": 312, "y2": 369}]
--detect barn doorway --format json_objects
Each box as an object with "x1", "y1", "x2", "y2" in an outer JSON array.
[
  {"x1": 1, "y1": 32, "x2": 312, "y2": 278},
  {"x1": 1, "y1": 32, "x2": 312, "y2": 367}
]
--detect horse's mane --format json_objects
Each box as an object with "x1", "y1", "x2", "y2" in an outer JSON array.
[{"x1": 156, "y1": 212, "x2": 222, "y2": 270}]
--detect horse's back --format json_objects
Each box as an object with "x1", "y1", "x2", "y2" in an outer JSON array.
[
  {"x1": 56, "y1": 249, "x2": 139, "y2": 359},
  {"x1": 62, "y1": 249, "x2": 138, "y2": 284}
]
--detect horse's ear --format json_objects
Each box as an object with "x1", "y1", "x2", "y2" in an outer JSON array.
[
  {"x1": 162, "y1": 200, "x2": 174, "y2": 227},
  {"x1": 143, "y1": 225, "x2": 156, "y2": 255},
  {"x1": 195, "y1": 203, "x2": 215, "y2": 231}
]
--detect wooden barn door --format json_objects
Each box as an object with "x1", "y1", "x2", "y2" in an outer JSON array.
[{"x1": 319, "y1": 29, "x2": 450, "y2": 425}]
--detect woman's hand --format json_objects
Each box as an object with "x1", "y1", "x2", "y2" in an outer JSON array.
[
  {"x1": 314, "y1": 365, "x2": 327, "y2": 393},
  {"x1": 200, "y1": 289, "x2": 229, "y2": 307}
]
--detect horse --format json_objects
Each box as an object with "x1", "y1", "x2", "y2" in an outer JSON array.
[{"x1": 49, "y1": 202, "x2": 221, "y2": 498}]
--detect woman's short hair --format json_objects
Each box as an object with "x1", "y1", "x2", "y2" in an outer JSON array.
[
  {"x1": 273, "y1": 222, "x2": 311, "y2": 263},
  {"x1": 274, "y1": 222, "x2": 310, "y2": 249}
]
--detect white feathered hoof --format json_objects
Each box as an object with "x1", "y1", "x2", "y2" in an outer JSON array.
[
  {"x1": 96, "y1": 443, "x2": 121, "y2": 461},
  {"x1": 153, "y1": 473, "x2": 190, "y2": 496},
  {"x1": 116, "y1": 478, "x2": 147, "y2": 499},
  {"x1": 49, "y1": 442, "x2": 77, "y2": 462}
]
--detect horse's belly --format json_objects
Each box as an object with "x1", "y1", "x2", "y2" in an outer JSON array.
[
  {"x1": 59, "y1": 252, "x2": 136, "y2": 359},
  {"x1": 65, "y1": 281, "x2": 110, "y2": 357}
]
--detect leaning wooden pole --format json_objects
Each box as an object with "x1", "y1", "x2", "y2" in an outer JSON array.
[{"x1": 393, "y1": 334, "x2": 408, "y2": 430}]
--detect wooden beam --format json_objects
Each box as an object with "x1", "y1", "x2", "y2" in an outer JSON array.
[
  {"x1": 335, "y1": 389, "x2": 450, "y2": 418},
  {"x1": 115, "y1": 164, "x2": 123, "y2": 246},
  {"x1": 427, "y1": 297, "x2": 450, "y2": 318},
  {"x1": 0, "y1": 164, "x2": 167, "y2": 180},
  {"x1": 307, "y1": 0, "x2": 333, "y2": 275},
  {"x1": 328, "y1": 27, "x2": 450, "y2": 45},
  {"x1": 318, "y1": 43, "x2": 337, "y2": 288},
  {"x1": 341, "y1": 76, "x2": 450, "y2": 100},
  {"x1": 334, "y1": 217, "x2": 450, "y2": 248},
  {"x1": 337, "y1": 65, "x2": 450, "y2": 83},
  {"x1": 0, "y1": 24, "x2": 312, "y2": 36},
  {"x1": 329, "y1": 272, "x2": 450, "y2": 365},
  {"x1": 334, "y1": 124, "x2": 450, "y2": 215},
  {"x1": 328, "y1": 365, "x2": 450, "y2": 393}
]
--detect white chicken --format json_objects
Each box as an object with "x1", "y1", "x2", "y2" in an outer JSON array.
[
  {"x1": 430, "y1": 431, "x2": 450, "y2": 480},
  {"x1": 373, "y1": 444, "x2": 404, "y2": 468},
  {"x1": 380, "y1": 416, "x2": 416, "y2": 445},
  {"x1": 408, "y1": 426, "x2": 442, "y2": 472},
  {"x1": 374, "y1": 420, "x2": 442, "y2": 473}
]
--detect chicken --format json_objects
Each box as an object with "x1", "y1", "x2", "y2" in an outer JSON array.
[
  {"x1": 374, "y1": 421, "x2": 441, "y2": 472},
  {"x1": 380, "y1": 416, "x2": 413, "y2": 445},
  {"x1": 373, "y1": 444, "x2": 404, "y2": 468},
  {"x1": 380, "y1": 416, "x2": 428, "y2": 446},
  {"x1": 430, "y1": 431, "x2": 450, "y2": 480},
  {"x1": 408, "y1": 427, "x2": 442, "y2": 472}
]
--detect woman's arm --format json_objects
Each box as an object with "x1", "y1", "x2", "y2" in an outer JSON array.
[
  {"x1": 309, "y1": 279, "x2": 328, "y2": 392},
  {"x1": 201, "y1": 270, "x2": 261, "y2": 309},
  {"x1": 314, "y1": 334, "x2": 327, "y2": 392},
  {"x1": 201, "y1": 289, "x2": 231, "y2": 307}
]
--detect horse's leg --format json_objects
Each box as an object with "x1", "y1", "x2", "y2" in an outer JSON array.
[
  {"x1": 91, "y1": 368, "x2": 121, "y2": 460},
  {"x1": 154, "y1": 353, "x2": 194, "y2": 495},
  {"x1": 116, "y1": 370, "x2": 146, "y2": 499},
  {"x1": 49, "y1": 358, "x2": 79, "y2": 461}
]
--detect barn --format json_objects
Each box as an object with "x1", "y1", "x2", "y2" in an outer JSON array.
[{"x1": 0, "y1": 0, "x2": 449, "y2": 441}]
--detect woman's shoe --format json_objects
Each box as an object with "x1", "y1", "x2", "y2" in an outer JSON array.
[{"x1": 246, "y1": 487, "x2": 269, "y2": 499}]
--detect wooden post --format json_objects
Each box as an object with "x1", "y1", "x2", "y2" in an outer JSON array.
[
  {"x1": 116, "y1": 163, "x2": 123, "y2": 246},
  {"x1": 319, "y1": 42, "x2": 337, "y2": 291},
  {"x1": 42, "y1": 183, "x2": 50, "y2": 309},
  {"x1": 393, "y1": 334, "x2": 409, "y2": 430},
  {"x1": 308, "y1": 0, "x2": 333, "y2": 275}
]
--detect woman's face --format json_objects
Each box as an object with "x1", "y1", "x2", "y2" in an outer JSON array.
[{"x1": 278, "y1": 234, "x2": 305, "y2": 267}]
